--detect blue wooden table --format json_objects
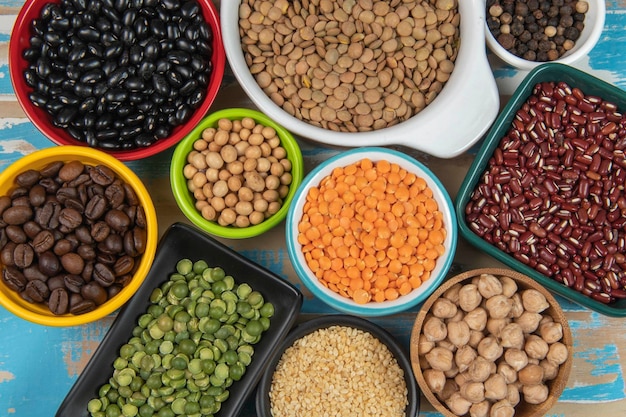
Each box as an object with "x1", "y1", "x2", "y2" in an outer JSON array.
[{"x1": 1, "y1": 1, "x2": 626, "y2": 416}]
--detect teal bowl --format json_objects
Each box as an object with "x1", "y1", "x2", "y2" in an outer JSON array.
[
  {"x1": 456, "y1": 63, "x2": 626, "y2": 317},
  {"x1": 171, "y1": 108, "x2": 304, "y2": 239}
]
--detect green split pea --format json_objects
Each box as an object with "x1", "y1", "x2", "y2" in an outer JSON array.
[{"x1": 87, "y1": 258, "x2": 274, "y2": 417}]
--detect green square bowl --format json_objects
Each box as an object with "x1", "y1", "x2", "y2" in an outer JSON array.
[{"x1": 455, "y1": 63, "x2": 626, "y2": 317}]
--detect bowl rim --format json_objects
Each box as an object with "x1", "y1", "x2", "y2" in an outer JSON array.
[
  {"x1": 170, "y1": 107, "x2": 304, "y2": 239},
  {"x1": 8, "y1": 0, "x2": 226, "y2": 161},
  {"x1": 285, "y1": 147, "x2": 458, "y2": 316},
  {"x1": 410, "y1": 267, "x2": 573, "y2": 417},
  {"x1": 255, "y1": 314, "x2": 420, "y2": 417},
  {"x1": 485, "y1": 0, "x2": 606, "y2": 70},
  {"x1": 221, "y1": 0, "x2": 499, "y2": 159},
  {"x1": 0, "y1": 146, "x2": 158, "y2": 326},
  {"x1": 454, "y1": 62, "x2": 626, "y2": 317}
]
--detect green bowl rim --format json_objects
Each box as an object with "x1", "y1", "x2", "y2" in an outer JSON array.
[{"x1": 170, "y1": 108, "x2": 304, "y2": 239}]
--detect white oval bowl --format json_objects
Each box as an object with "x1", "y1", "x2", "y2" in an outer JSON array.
[{"x1": 221, "y1": 0, "x2": 499, "y2": 159}]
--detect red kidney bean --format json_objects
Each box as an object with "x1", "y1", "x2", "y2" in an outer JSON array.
[{"x1": 466, "y1": 80, "x2": 626, "y2": 305}]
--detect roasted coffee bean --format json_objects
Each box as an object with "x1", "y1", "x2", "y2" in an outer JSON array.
[
  {"x1": 91, "y1": 221, "x2": 111, "y2": 242},
  {"x1": 5, "y1": 225, "x2": 28, "y2": 244},
  {"x1": 13, "y1": 243, "x2": 35, "y2": 268},
  {"x1": 58, "y1": 160, "x2": 85, "y2": 182},
  {"x1": 77, "y1": 244, "x2": 97, "y2": 261},
  {"x1": 23, "y1": 221, "x2": 42, "y2": 239},
  {"x1": 2, "y1": 206, "x2": 33, "y2": 225},
  {"x1": 28, "y1": 185, "x2": 47, "y2": 207},
  {"x1": 0, "y1": 196, "x2": 12, "y2": 215},
  {"x1": 61, "y1": 252, "x2": 85, "y2": 275},
  {"x1": 105, "y1": 209, "x2": 131, "y2": 232},
  {"x1": 64, "y1": 274, "x2": 85, "y2": 293},
  {"x1": 49, "y1": 287, "x2": 70, "y2": 315},
  {"x1": 93, "y1": 263, "x2": 115, "y2": 287},
  {"x1": 113, "y1": 255, "x2": 134, "y2": 276},
  {"x1": 89, "y1": 165, "x2": 117, "y2": 187},
  {"x1": 33, "y1": 230, "x2": 55, "y2": 253},
  {"x1": 105, "y1": 181, "x2": 126, "y2": 208},
  {"x1": 101, "y1": 233, "x2": 124, "y2": 254},
  {"x1": 85, "y1": 194, "x2": 108, "y2": 220},
  {"x1": 40, "y1": 161, "x2": 63, "y2": 178},
  {"x1": 24, "y1": 265, "x2": 48, "y2": 282},
  {"x1": 47, "y1": 275, "x2": 66, "y2": 292},
  {"x1": 39, "y1": 251, "x2": 62, "y2": 276},
  {"x1": 58, "y1": 207, "x2": 83, "y2": 230},
  {"x1": 22, "y1": 279, "x2": 50, "y2": 303},
  {"x1": 15, "y1": 169, "x2": 40, "y2": 187},
  {"x1": 2, "y1": 267, "x2": 27, "y2": 292},
  {"x1": 75, "y1": 226, "x2": 94, "y2": 244},
  {"x1": 1, "y1": 241, "x2": 16, "y2": 266},
  {"x1": 69, "y1": 297, "x2": 96, "y2": 315},
  {"x1": 81, "y1": 281, "x2": 108, "y2": 305},
  {"x1": 53, "y1": 238, "x2": 74, "y2": 256}
]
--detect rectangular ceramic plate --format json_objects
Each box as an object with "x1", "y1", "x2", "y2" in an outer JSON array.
[
  {"x1": 56, "y1": 222, "x2": 303, "y2": 417},
  {"x1": 455, "y1": 63, "x2": 626, "y2": 318}
]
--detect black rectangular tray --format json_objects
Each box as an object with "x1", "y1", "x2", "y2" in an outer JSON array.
[{"x1": 56, "y1": 222, "x2": 303, "y2": 417}]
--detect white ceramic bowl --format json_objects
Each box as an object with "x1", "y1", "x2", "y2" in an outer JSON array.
[
  {"x1": 486, "y1": 0, "x2": 605, "y2": 71},
  {"x1": 221, "y1": 0, "x2": 499, "y2": 159},
  {"x1": 285, "y1": 147, "x2": 458, "y2": 316}
]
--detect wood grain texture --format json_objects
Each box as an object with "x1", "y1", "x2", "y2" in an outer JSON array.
[{"x1": 1, "y1": 1, "x2": 625, "y2": 416}]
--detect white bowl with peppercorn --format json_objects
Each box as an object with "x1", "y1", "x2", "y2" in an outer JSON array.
[
  {"x1": 170, "y1": 108, "x2": 304, "y2": 239},
  {"x1": 485, "y1": 0, "x2": 605, "y2": 70}
]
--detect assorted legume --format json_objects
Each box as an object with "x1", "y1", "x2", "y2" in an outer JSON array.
[
  {"x1": 417, "y1": 273, "x2": 569, "y2": 416},
  {"x1": 183, "y1": 117, "x2": 293, "y2": 227},
  {"x1": 239, "y1": 0, "x2": 460, "y2": 133},
  {"x1": 87, "y1": 258, "x2": 274, "y2": 417},
  {"x1": 298, "y1": 158, "x2": 446, "y2": 304},
  {"x1": 23, "y1": 0, "x2": 214, "y2": 151},
  {"x1": 486, "y1": 0, "x2": 587, "y2": 62},
  {"x1": 466, "y1": 81, "x2": 626, "y2": 304},
  {"x1": 269, "y1": 325, "x2": 408, "y2": 417}
]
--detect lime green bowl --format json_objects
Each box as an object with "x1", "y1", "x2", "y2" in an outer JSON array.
[
  {"x1": 170, "y1": 108, "x2": 304, "y2": 239},
  {"x1": 0, "y1": 146, "x2": 158, "y2": 326}
]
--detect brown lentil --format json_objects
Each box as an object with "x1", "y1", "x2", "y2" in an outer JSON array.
[
  {"x1": 269, "y1": 325, "x2": 409, "y2": 417},
  {"x1": 486, "y1": 0, "x2": 587, "y2": 62},
  {"x1": 184, "y1": 117, "x2": 293, "y2": 227},
  {"x1": 239, "y1": 0, "x2": 460, "y2": 133}
]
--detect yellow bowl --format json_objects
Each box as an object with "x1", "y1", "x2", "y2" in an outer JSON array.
[{"x1": 0, "y1": 146, "x2": 158, "y2": 326}]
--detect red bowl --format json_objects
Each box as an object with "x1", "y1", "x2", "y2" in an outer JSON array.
[{"x1": 9, "y1": 0, "x2": 225, "y2": 161}]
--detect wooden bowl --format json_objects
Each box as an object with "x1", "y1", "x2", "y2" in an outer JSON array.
[{"x1": 410, "y1": 268, "x2": 573, "y2": 417}]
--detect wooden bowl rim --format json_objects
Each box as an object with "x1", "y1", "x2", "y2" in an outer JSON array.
[{"x1": 410, "y1": 267, "x2": 573, "y2": 417}]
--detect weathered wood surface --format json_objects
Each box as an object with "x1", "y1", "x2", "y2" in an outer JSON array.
[{"x1": 1, "y1": 1, "x2": 626, "y2": 416}]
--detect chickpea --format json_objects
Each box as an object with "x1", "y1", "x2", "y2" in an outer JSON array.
[
  {"x1": 238, "y1": 187, "x2": 254, "y2": 202},
  {"x1": 212, "y1": 180, "x2": 229, "y2": 198},
  {"x1": 249, "y1": 211, "x2": 265, "y2": 225},
  {"x1": 210, "y1": 196, "x2": 226, "y2": 212},
  {"x1": 184, "y1": 117, "x2": 294, "y2": 228},
  {"x1": 206, "y1": 152, "x2": 224, "y2": 169},
  {"x1": 183, "y1": 164, "x2": 198, "y2": 179},
  {"x1": 224, "y1": 193, "x2": 238, "y2": 208}
]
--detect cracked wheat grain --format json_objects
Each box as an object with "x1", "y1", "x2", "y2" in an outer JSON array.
[{"x1": 269, "y1": 325, "x2": 408, "y2": 417}]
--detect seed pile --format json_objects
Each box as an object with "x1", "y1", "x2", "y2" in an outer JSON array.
[
  {"x1": 183, "y1": 117, "x2": 293, "y2": 228},
  {"x1": 23, "y1": 0, "x2": 214, "y2": 150},
  {"x1": 486, "y1": 0, "x2": 588, "y2": 62},
  {"x1": 269, "y1": 325, "x2": 408, "y2": 417},
  {"x1": 239, "y1": 0, "x2": 460, "y2": 133},
  {"x1": 87, "y1": 259, "x2": 275, "y2": 417},
  {"x1": 297, "y1": 158, "x2": 446, "y2": 304}
]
